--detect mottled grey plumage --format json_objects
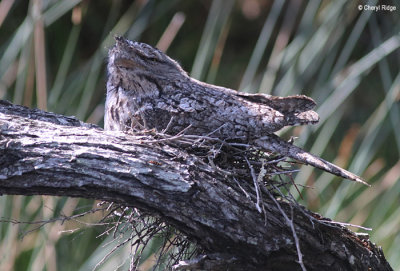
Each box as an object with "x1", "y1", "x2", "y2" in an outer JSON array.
[{"x1": 105, "y1": 37, "x2": 368, "y2": 185}]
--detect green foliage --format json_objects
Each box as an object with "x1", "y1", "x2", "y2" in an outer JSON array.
[{"x1": 0, "y1": 0, "x2": 399, "y2": 270}]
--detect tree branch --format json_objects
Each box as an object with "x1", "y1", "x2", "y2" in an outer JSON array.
[{"x1": 0, "y1": 100, "x2": 392, "y2": 270}]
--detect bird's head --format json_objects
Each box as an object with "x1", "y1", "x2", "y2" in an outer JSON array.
[{"x1": 108, "y1": 37, "x2": 187, "y2": 83}]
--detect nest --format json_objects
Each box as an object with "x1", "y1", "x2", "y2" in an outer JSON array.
[{"x1": 137, "y1": 129, "x2": 302, "y2": 197}]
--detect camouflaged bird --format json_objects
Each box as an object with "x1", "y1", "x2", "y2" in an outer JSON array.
[{"x1": 105, "y1": 36, "x2": 368, "y2": 185}]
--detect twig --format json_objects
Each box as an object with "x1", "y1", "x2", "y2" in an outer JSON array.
[
  {"x1": 162, "y1": 116, "x2": 175, "y2": 134},
  {"x1": 245, "y1": 157, "x2": 263, "y2": 214},
  {"x1": 265, "y1": 189, "x2": 307, "y2": 271},
  {"x1": 322, "y1": 221, "x2": 372, "y2": 231},
  {"x1": 233, "y1": 177, "x2": 251, "y2": 199}
]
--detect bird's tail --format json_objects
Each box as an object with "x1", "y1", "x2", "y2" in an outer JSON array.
[{"x1": 254, "y1": 135, "x2": 369, "y2": 186}]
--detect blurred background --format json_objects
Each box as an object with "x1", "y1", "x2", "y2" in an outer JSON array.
[{"x1": 0, "y1": 0, "x2": 399, "y2": 270}]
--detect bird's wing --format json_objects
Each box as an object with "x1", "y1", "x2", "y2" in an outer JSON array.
[{"x1": 236, "y1": 93, "x2": 316, "y2": 114}]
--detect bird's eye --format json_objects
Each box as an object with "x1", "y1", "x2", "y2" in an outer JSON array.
[
  {"x1": 114, "y1": 58, "x2": 137, "y2": 69},
  {"x1": 148, "y1": 56, "x2": 159, "y2": 62}
]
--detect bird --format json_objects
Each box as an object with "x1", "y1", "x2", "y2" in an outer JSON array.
[{"x1": 104, "y1": 36, "x2": 368, "y2": 186}]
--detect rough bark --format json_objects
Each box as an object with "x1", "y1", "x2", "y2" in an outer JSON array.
[{"x1": 0, "y1": 100, "x2": 392, "y2": 271}]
